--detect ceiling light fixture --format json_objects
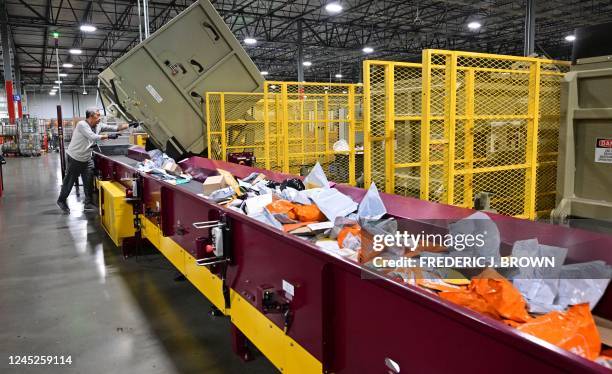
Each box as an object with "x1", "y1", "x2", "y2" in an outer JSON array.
[
  {"x1": 82, "y1": 90, "x2": 88, "y2": 95},
  {"x1": 52, "y1": 86, "x2": 60, "y2": 89},
  {"x1": 261, "y1": 71, "x2": 269, "y2": 76},
  {"x1": 54, "y1": 80, "x2": 63, "y2": 84},
  {"x1": 244, "y1": 38, "x2": 257, "y2": 45},
  {"x1": 467, "y1": 21, "x2": 482, "y2": 30},
  {"x1": 59, "y1": 73, "x2": 68, "y2": 77},
  {"x1": 80, "y1": 24, "x2": 96, "y2": 32},
  {"x1": 362, "y1": 46, "x2": 374, "y2": 53},
  {"x1": 49, "y1": 91, "x2": 57, "y2": 96},
  {"x1": 303, "y1": 61, "x2": 312, "y2": 67},
  {"x1": 62, "y1": 63, "x2": 74, "y2": 68},
  {"x1": 325, "y1": 2, "x2": 343, "y2": 13},
  {"x1": 565, "y1": 35, "x2": 576, "y2": 42},
  {"x1": 69, "y1": 48, "x2": 82, "y2": 55},
  {"x1": 335, "y1": 73, "x2": 343, "y2": 78}
]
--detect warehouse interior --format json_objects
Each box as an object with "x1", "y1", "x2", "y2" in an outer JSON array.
[{"x1": 1, "y1": 1, "x2": 612, "y2": 373}]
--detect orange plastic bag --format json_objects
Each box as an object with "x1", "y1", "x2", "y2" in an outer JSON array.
[
  {"x1": 440, "y1": 287, "x2": 502, "y2": 319},
  {"x1": 517, "y1": 303, "x2": 601, "y2": 360},
  {"x1": 282, "y1": 221, "x2": 316, "y2": 233},
  {"x1": 266, "y1": 200, "x2": 297, "y2": 220},
  {"x1": 337, "y1": 225, "x2": 361, "y2": 249},
  {"x1": 293, "y1": 204, "x2": 325, "y2": 222},
  {"x1": 439, "y1": 269, "x2": 530, "y2": 323}
]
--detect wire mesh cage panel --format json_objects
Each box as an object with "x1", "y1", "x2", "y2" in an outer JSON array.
[
  {"x1": 363, "y1": 50, "x2": 569, "y2": 219},
  {"x1": 206, "y1": 92, "x2": 273, "y2": 170},
  {"x1": 207, "y1": 50, "x2": 567, "y2": 219},
  {"x1": 207, "y1": 81, "x2": 362, "y2": 185}
]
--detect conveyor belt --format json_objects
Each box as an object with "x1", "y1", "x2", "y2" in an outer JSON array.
[{"x1": 94, "y1": 152, "x2": 612, "y2": 374}]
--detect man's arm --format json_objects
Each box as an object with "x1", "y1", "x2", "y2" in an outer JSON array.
[
  {"x1": 78, "y1": 122, "x2": 107, "y2": 141},
  {"x1": 99, "y1": 123, "x2": 128, "y2": 132}
]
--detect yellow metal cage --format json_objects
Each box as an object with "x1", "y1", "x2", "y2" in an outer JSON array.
[
  {"x1": 363, "y1": 50, "x2": 569, "y2": 219},
  {"x1": 205, "y1": 49, "x2": 568, "y2": 220},
  {"x1": 206, "y1": 81, "x2": 363, "y2": 185}
]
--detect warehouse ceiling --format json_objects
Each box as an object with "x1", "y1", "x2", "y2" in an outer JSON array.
[{"x1": 2, "y1": 0, "x2": 612, "y2": 91}]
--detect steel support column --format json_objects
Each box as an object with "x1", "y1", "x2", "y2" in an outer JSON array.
[
  {"x1": 524, "y1": 0, "x2": 535, "y2": 56},
  {"x1": 297, "y1": 20, "x2": 304, "y2": 82}
]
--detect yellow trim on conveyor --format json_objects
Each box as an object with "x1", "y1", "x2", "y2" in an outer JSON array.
[{"x1": 139, "y1": 216, "x2": 322, "y2": 373}]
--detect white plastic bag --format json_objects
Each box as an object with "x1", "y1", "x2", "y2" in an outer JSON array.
[
  {"x1": 281, "y1": 187, "x2": 311, "y2": 205},
  {"x1": 448, "y1": 211, "x2": 500, "y2": 259},
  {"x1": 310, "y1": 188, "x2": 358, "y2": 221},
  {"x1": 511, "y1": 239, "x2": 567, "y2": 312},
  {"x1": 357, "y1": 182, "x2": 387, "y2": 220},
  {"x1": 342, "y1": 232, "x2": 361, "y2": 250},
  {"x1": 250, "y1": 209, "x2": 283, "y2": 230},
  {"x1": 303, "y1": 162, "x2": 330, "y2": 189},
  {"x1": 332, "y1": 139, "x2": 350, "y2": 152},
  {"x1": 208, "y1": 187, "x2": 235, "y2": 202},
  {"x1": 557, "y1": 261, "x2": 612, "y2": 310}
]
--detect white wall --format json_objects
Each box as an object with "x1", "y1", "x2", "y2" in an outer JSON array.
[{"x1": 25, "y1": 91, "x2": 99, "y2": 119}]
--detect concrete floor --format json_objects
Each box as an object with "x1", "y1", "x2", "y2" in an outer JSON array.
[{"x1": 0, "y1": 154, "x2": 276, "y2": 374}]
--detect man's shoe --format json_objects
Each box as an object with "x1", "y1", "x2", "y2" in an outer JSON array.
[
  {"x1": 57, "y1": 201, "x2": 70, "y2": 214},
  {"x1": 83, "y1": 203, "x2": 97, "y2": 211}
]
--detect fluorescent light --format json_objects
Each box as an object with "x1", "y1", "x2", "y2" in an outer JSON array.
[
  {"x1": 59, "y1": 73, "x2": 68, "y2": 77},
  {"x1": 325, "y1": 2, "x2": 343, "y2": 13},
  {"x1": 335, "y1": 73, "x2": 343, "y2": 78},
  {"x1": 467, "y1": 21, "x2": 481, "y2": 30},
  {"x1": 69, "y1": 48, "x2": 82, "y2": 55},
  {"x1": 362, "y1": 46, "x2": 374, "y2": 53},
  {"x1": 244, "y1": 38, "x2": 257, "y2": 45},
  {"x1": 270, "y1": 85, "x2": 277, "y2": 89},
  {"x1": 54, "y1": 80, "x2": 62, "y2": 84},
  {"x1": 49, "y1": 92, "x2": 56, "y2": 96},
  {"x1": 80, "y1": 24, "x2": 96, "y2": 32},
  {"x1": 565, "y1": 35, "x2": 576, "y2": 42},
  {"x1": 303, "y1": 61, "x2": 312, "y2": 67},
  {"x1": 52, "y1": 86, "x2": 60, "y2": 89},
  {"x1": 82, "y1": 90, "x2": 88, "y2": 95},
  {"x1": 261, "y1": 71, "x2": 269, "y2": 76},
  {"x1": 62, "y1": 63, "x2": 74, "y2": 68}
]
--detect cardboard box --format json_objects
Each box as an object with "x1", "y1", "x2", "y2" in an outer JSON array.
[
  {"x1": 217, "y1": 168, "x2": 243, "y2": 196},
  {"x1": 162, "y1": 160, "x2": 181, "y2": 175},
  {"x1": 202, "y1": 175, "x2": 227, "y2": 195}
]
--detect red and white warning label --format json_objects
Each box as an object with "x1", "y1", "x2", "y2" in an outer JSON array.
[{"x1": 595, "y1": 138, "x2": 612, "y2": 164}]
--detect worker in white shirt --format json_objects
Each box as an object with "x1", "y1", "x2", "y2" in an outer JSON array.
[{"x1": 56, "y1": 107, "x2": 132, "y2": 213}]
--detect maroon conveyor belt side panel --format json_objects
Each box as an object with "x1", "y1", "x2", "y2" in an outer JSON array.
[{"x1": 94, "y1": 152, "x2": 612, "y2": 373}]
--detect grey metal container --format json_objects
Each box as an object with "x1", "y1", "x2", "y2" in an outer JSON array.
[
  {"x1": 98, "y1": 0, "x2": 263, "y2": 159},
  {"x1": 552, "y1": 51, "x2": 612, "y2": 225}
]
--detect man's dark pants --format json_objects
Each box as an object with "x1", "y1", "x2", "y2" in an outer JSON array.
[{"x1": 58, "y1": 155, "x2": 94, "y2": 205}]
